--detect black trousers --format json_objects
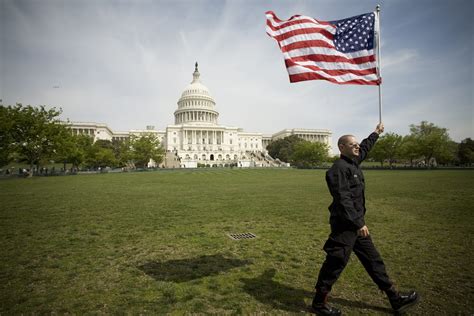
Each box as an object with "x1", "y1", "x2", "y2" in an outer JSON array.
[{"x1": 315, "y1": 229, "x2": 393, "y2": 293}]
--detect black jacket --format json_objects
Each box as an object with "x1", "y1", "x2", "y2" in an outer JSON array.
[{"x1": 325, "y1": 132, "x2": 379, "y2": 231}]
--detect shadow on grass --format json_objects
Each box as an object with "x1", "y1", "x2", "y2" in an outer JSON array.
[
  {"x1": 240, "y1": 268, "x2": 313, "y2": 313},
  {"x1": 139, "y1": 254, "x2": 251, "y2": 283},
  {"x1": 330, "y1": 297, "x2": 393, "y2": 314},
  {"x1": 240, "y1": 269, "x2": 393, "y2": 314}
]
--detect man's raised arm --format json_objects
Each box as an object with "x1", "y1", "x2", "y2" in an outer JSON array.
[{"x1": 357, "y1": 123, "x2": 384, "y2": 163}]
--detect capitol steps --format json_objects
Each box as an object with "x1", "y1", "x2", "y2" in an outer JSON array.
[{"x1": 164, "y1": 151, "x2": 181, "y2": 168}]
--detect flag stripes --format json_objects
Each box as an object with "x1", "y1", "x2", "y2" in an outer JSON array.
[{"x1": 265, "y1": 11, "x2": 380, "y2": 85}]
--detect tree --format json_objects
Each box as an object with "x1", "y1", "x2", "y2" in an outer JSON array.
[
  {"x1": 266, "y1": 135, "x2": 304, "y2": 162},
  {"x1": 92, "y1": 146, "x2": 117, "y2": 168},
  {"x1": 409, "y1": 121, "x2": 453, "y2": 166},
  {"x1": 3, "y1": 104, "x2": 71, "y2": 174},
  {"x1": 437, "y1": 141, "x2": 457, "y2": 166},
  {"x1": 458, "y1": 138, "x2": 474, "y2": 166},
  {"x1": 112, "y1": 138, "x2": 132, "y2": 167},
  {"x1": 130, "y1": 133, "x2": 164, "y2": 168},
  {"x1": 94, "y1": 139, "x2": 114, "y2": 150},
  {"x1": 54, "y1": 133, "x2": 95, "y2": 170},
  {"x1": 399, "y1": 135, "x2": 419, "y2": 167},
  {"x1": 368, "y1": 133, "x2": 403, "y2": 167},
  {"x1": 0, "y1": 105, "x2": 16, "y2": 167},
  {"x1": 291, "y1": 141, "x2": 329, "y2": 168},
  {"x1": 84, "y1": 139, "x2": 115, "y2": 168}
]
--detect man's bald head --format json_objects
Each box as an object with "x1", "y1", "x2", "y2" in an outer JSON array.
[
  {"x1": 337, "y1": 135, "x2": 360, "y2": 158},
  {"x1": 338, "y1": 135, "x2": 355, "y2": 147}
]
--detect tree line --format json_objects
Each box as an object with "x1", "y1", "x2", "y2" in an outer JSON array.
[
  {"x1": 266, "y1": 122, "x2": 473, "y2": 168},
  {"x1": 2, "y1": 104, "x2": 472, "y2": 173},
  {"x1": 368, "y1": 122, "x2": 473, "y2": 167},
  {"x1": 266, "y1": 135, "x2": 330, "y2": 168},
  {"x1": 0, "y1": 104, "x2": 164, "y2": 174}
]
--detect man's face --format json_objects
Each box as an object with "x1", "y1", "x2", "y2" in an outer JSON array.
[{"x1": 339, "y1": 136, "x2": 360, "y2": 159}]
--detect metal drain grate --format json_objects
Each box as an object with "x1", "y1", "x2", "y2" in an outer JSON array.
[{"x1": 228, "y1": 232, "x2": 257, "y2": 240}]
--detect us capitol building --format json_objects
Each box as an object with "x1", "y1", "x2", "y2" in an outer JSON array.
[{"x1": 69, "y1": 63, "x2": 332, "y2": 168}]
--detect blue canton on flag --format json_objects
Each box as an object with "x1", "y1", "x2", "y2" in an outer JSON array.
[{"x1": 332, "y1": 13, "x2": 375, "y2": 53}]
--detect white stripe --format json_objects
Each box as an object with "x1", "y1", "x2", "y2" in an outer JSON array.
[
  {"x1": 283, "y1": 47, "x2": 375, "y2": 59},
  {"x1": 287, "y1": 65, "x2": 378, "y2": 83},
  {"x1": 266, "y1": 13, "x2": 328, "y2": 28},
  {"x1": 266, "y1": 22, "x2": 335, "y2": 38},
  {"x1": 292, "y1": 59, "x2": 377, "y2": 71},
  {"x1": 278, "y1": 32, "x2": 334, "y2": 48}
]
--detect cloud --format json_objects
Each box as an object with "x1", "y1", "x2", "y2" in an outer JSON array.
[
  {"x1": 382, "y1": 49, "x2": 418, "y2": 71},
  {"x1": 1, "y1": 0, "x2": 472, "y2": 154}
]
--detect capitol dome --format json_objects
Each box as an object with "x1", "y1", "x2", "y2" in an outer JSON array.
[{"x1": 174, "y1": 63, "x2": 219, "y2": 125}]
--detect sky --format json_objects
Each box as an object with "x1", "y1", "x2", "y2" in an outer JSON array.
[{"x1": 1, "y1": 0, "x2": 473, "y2": 153}]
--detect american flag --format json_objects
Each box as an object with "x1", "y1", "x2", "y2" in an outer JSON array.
[{"x1": 265, "y1": 11, "x2": 380, "y2": 85}]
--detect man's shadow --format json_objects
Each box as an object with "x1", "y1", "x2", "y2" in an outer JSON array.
[
  {"x1": 331, "y1": 297, "x2": 393, "y2": 314},
  {"x1": 240, "y1": 269, "x2": 393, "y2": 314},
  {"x1": 240, "y1": 268, "x2": 313, "y2": 313},
  {"x1": 138, "y1": 254, "x2": 250, "y2": 283}
]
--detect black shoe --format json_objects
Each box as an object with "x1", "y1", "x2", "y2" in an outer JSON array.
[
  {"x1": 312, "y1": 301, "x2": 342, "y2": 316},
  {"x1": 389, "y1": 291, "x2": 419, "y2": 313}
]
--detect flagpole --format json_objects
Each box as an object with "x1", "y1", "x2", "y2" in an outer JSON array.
[{"x1": 375, "y1": 4, "x2": 382, "y2": 124}]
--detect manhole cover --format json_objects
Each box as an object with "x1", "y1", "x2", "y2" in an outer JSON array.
[{"x1": 228, "y1": 233, "x2": 257, "y2": 240}]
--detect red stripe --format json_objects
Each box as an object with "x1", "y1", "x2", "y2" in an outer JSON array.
[
  {"x1": 290, "y1": 53, "x2": 376, "y2": 65},
  {"x1": 289, "y1": 72, "x2": 380, "y2": 85},
  {"x1": 285, "y1": 59, "x2": 377, "y2": 77},
  {"x1": 266, "y1": 17, "x2": 333, "y2": 32},
  {"x1": 271, "y1": 26, "x2": 334, "y2": 43},
  {"x1": 281, "y1": 40, "x2": 334, "y2": 52},
  {"x1": 266, "y1": 18, "x2": 315, "y2": 31},
  {"x1": 265, "y1": 11, "x2": 289, "y2": 23},
  {"x1": 265, "y1": 11, "x2": 333, "y2": 29}
]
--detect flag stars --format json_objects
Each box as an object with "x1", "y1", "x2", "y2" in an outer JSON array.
[{"x1": 331, "y1": 12, "x2": 375, "y2": 53}]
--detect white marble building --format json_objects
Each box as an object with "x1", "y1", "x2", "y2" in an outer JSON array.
[{"x1": 69, "y1": 63, "x2": 332, "y2": 168}]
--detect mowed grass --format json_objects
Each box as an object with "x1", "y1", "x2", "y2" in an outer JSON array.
[{"x1": 0, "y1": 169, "x2": 473, "y2": 315}]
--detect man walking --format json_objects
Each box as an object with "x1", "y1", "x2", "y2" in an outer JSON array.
[{"x1": 312, "y1": 123, "x2": 419, "y2": 315}]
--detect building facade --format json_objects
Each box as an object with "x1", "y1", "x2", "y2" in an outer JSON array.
[{"x1": 69, "y1": 63, "x2": 332, "y2": 168}]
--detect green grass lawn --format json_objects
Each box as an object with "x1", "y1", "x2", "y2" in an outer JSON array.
[{"x1": 1, "y1": 169, "x2": 473, "y2": 315}]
